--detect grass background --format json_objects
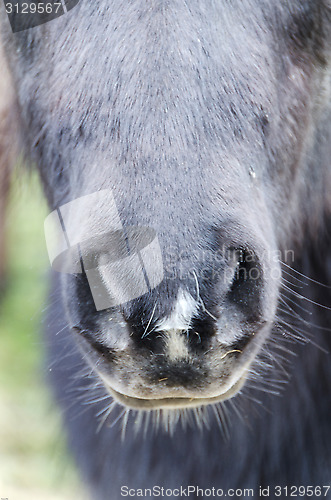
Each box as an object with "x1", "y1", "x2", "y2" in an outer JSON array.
[{"x1": 0, "y1": 171, "x2": 85, "y2": 499}]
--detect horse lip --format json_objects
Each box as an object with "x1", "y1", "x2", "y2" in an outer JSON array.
[{"x1": 104, "y1": 375, "x2": 247, "y2": 410}]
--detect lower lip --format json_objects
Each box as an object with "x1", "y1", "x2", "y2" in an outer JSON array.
[{"x1": 105, "y1": 375, "x2": 247, "y2": 410}]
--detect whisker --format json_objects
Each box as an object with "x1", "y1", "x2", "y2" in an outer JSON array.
[
  {"x1": 96, "y1": 402, "x2": 117, "y2": 433},
  {"x1": 141, "y1": 302, "x2": 157, "y2": 339},
  {"x1": 276, "y1": 318, "x2": 329, "y2": 353},
  {"x1": 121, "y1": 409, "x2": 131, "y2": 440},
  {"x1": 211, "y1": 404, "x2": 229, "y2": 439},
  {"x1": 281, "y1": 268, "x2": 309, "y2": 286},
  {"x1": 278, "y1": 302, "x2": 331, "y2": 333},
  {"x1": 281, "y1": 277, "x2": 305, "y2": 290},
  {"x1": 282, "y1": 283, "x2": 331, "y2": 311},
  {"x1": 82, "y1": 393, "x2": 111, "y2": 406},
  {"x1": 280, "y1": 261, "x2": 331, "y2": 289},
  {"x1": 109, "y1": 408, "x2": 127, "y2": 429},
  {"x1": 193, "y1": 270, "x2": 218, "y2": 321},
  {"x1": 244, "y1": 383, "x2": 281, "y2": 396},
  {"x1": 279, "y1": 293, "x2": 313, "y2": 317}
]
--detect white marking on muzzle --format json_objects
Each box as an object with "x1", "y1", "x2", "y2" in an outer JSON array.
[
  {"x1": 156, "y1": 290, "x2": 198, "y2": 361},
  {"x1": 163, "y1": 330, "x2": 190, "y2": 362}
]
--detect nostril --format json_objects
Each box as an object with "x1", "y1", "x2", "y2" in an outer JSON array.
[
  {"x1": 72, "y1": 325, "x2": 116, "y2": 362},
  {"x1": 186, "y1": 312, "x2": 218, "y2": 347},
  {"x1": 227, "y1": 248, "x2": 263, "y2": 322}
]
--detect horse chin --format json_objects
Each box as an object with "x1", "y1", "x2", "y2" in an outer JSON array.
[{"x1": 102, "y1": 374, "x2": 247, "y2": 410}]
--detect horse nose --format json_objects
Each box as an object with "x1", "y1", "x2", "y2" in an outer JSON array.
[{"x1": 120, "y1": 246, "x2": 272, "y2": 355}]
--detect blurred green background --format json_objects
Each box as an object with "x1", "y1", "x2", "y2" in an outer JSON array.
[{"x1": 0, "y1": 171, "x2": 85, "y2": 499}]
